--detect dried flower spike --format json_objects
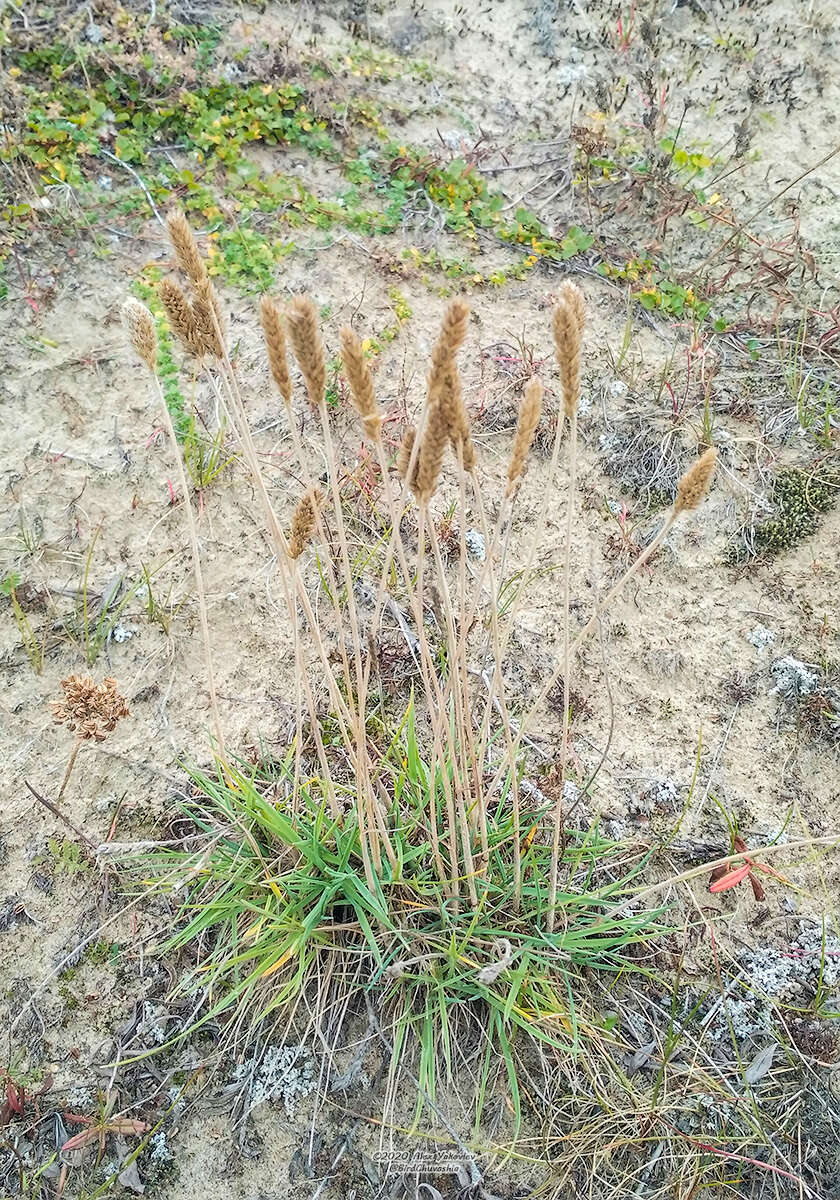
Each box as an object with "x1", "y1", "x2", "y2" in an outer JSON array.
[
  {"x1": 167, "y1": 209, "x2": 208, "y2": 288},
  {"x1": 191, "y1": 276, "x2": 224, "y2": 358},
  {"x1": 159, "y1": 278, "x2": 204, "y2": 358},
  {"x1": 286, "y1": 295, "x2": 326, "y2": 409},
  {"x1": 506, "y1": 376, "x2": 544, "y2": 497},
  {"x1": 675, "y1": 446, "x2": 718, "y2": 514},
  {"x1": 288, "y1": 488, "x2": 322, "y2": 558},
  {"x1": 414, "y1": 299, "x2": 472, "y2": 498},
  {"x1": 340, "y1": 326, "x2": 382, "y2": 440},
  {"x1": 122, "y1": 299, "x2": 157, "y2": 374},
  {"x1": 429, "y1": 298, "x2": 469, "y2": 383},
  {"x1": 52, "y1": 674, "x2": 130, "y2": 742},
  {"x1": 552, "y1": 281, "x2": 585, "y2": 420},
  {"x1": 396, "y1": 426, "x2": 417, "y2": 482},
  {"x1": 441, "y1": 368, "x2": 475, "y2": 472},
  {"x1": 414, "y1": 401, "x2": 448, "y2": 503},
  {"x1": 261, "y1": 296, "x2": 292, "y2": 406}
]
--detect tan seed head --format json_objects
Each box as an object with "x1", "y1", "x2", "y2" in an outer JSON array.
[
  {"x1": 260, "y1": 295, "x2": 292, "y2": 406},
  {"x1": 552, "y1": 281, "x2": 585, "y2": 420},
  {"x1": 675, "y1": 446, "x2": 718, "y2": 514},
  {"x1": 396, "y1": 426, "x2": 417, "y2": 482},
  {"x1": 288, "y1": 488, "x2": 322, "y2": 559},
  {"x1": 122, "y1": 298, "x2": 157, "y2": 373},
  {"x1": 167, "y1": 209, "x2": 208, "y2": 287},
  {"x1": 506, "y1": 376, "x2": 544, "y2": 497},
  {"x1": 414, "y1": 400, "x2": 448, "y2": 503},
  {"x1": 159, "y1": 278, "x2": 204, "y2": 358},
  {"x1": 286, "y1": 295, "x2": 326, "y2": 409},
  {"x1": 191, "y1": 276, "x2": 224, "y2": 358},
  {"x1": 340, "y1": 326, "x2": 382, "y2": 440}
]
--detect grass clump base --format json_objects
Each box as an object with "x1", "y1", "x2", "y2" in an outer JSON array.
[{"x1": 116, "y1": 213, "x2": 725, "y2": 1184}]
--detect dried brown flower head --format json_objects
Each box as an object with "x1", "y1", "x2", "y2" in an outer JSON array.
[
  {"x1": 51, "y1": 675, "x2": 130, "y2": 741},
  {"x1": 122, "y1": 299, "x2": 157, "y2": 373},
  {"x1": 167, "y1": 209, "x2": 208, "y2": 288},
  {"x1": 414, "y1": 400, "x2": 448, "y2": 503},
  {"x1": 675, "y1": 446, "x2": 718, "y2": 513},
  {"x1": 286, "y1": 296, "x2": 326, "y2": 409},
  {"x1": 288, "y1": 488, "x2": 322, "y2": 558},
  {"x1": 396, "y1": 426, "x2": 417, "y2": 482},
  {"x1": 506, "y1": 376, "x2": 544, "y2": 497},
  {"x1": 552, "y1": 281, "x2": 585, "y2": 419},
  {"x1": 191, "y1": 276, "x2": 224, "y2": 358},
  {"x1": 158, "y1": 278, "x2": 205, "y2": 358},
  {"x1": 340, "y1": 326, "x2": 382, "y2": 439},
  {"x1": 413, "y1": 299, "x2": 472, "y2": 500},
  {"x1": 441, "y1": 367, "x2": 475, "y2": 472},
  {"x1": 260, "y1": 295, "x2": 292, "y2": 406}
]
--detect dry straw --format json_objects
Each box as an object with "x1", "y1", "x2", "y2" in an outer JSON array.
[
  {"x1": 287, "y1": 295, "x2": 326, "y2": 408},
  {"x1": 506, "y1": 377, "x2": 544, "y2": 497},
  {"x1": 289, "y1": 489, "x2": 321, "y2": 558},
  {"x1": 260, "y1": 296, "x2": 293, "y2": 406},
  {"x1": 340, "y1": 326, "x2": 382, "y2": 440}
]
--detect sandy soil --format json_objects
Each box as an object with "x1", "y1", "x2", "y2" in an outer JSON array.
[{"x1": 2, "y1": 1, "x2": 839, "y2": 1197}]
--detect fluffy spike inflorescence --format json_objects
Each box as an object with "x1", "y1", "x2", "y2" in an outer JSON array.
[
  {"x1": 286, "y1": 296, "x2": 326, "y2": 409},
  {"x1": 161, "y1": 210, "x2": 225, "y2": 358},
  {"x1": 191, "y1": 278, "x2": 224, "y2": 358},
  {"x1": 288, "y1": 488, "x2": 322, "y2": 559},
  {"x1": 441, "y1": 367, "x2": 475, "y2": 472},
  {"x1": 260, "y1": 296, "x2": 293, "y2": 406},
  {"x1": 506, "y1": 377, "x2": 544, "y2": 497},
  {"x1": 675, "y1": 446, "x2": 718, "y2": 513},
  {"x1": 340, "y1": 327, "x2": 382, "y2": 440},
  {"x1": 415, "y1": 299, "x2": 471, "y2": 499},
  {"x1": 159, "y1": 278, "x2": 205, "y2": 358},
  {"x1": 396, "y1": 426, "x2": 417, "y2": 482},
  {"x1": 122, "y1": 299, "x2": 158, "y2": 373},
  {"x1": 552, "y1": 281, "x2": 585, "y2": 420},
  {"x1": 167, "y1": 209, "x2": 208, "y2": 288}
]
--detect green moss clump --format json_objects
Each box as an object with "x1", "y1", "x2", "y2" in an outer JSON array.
[
  {"x1": 753, "y1": 465, "x2": 839, "y2": 555},
  {"x1": 727, "y1": 463, "x2": 840, "y2": 562}
]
